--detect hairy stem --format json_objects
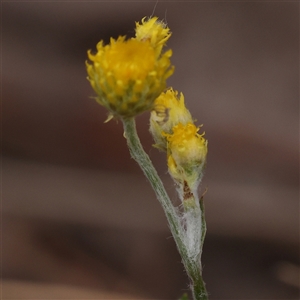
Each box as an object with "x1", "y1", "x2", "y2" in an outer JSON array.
[{"x1": 122, "y1": 117, "x2": 208, "y2": 300}]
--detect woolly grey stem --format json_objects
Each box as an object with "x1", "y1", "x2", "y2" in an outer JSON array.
[{"x1": 122, "y1": 117, "x2": 208, "y2": 300}]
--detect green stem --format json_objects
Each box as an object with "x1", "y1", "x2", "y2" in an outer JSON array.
[
  {"x1": 122, "y1": 117, "x2": 208, "y2": 300},
  {"x1": 122, "y1": 118, "x2": 183, "y2": 244},
  {"x1": 190, "y1": 264, "x2": 208, "y2": 300}
]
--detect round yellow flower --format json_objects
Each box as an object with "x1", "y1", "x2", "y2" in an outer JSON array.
[{"x1": 86, "y1": 36, "x2": 174, "y2": 118}]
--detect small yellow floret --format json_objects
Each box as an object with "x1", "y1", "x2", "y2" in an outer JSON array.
[
  {"x1": 166, "y1": 123, "x2": 207, "y2": 166},
  {"x1": 165, "y1": 123, "x2": 207, "y2": 185},
  {"x1": 150, "y1": 88, "x2": 193, "y2": 150},
  {"x1": 135, "y1": 17, "x2": 171, "y2": 56},
  {"x1": 86, "y1": 36, "x2": 174, "y2": 118}
]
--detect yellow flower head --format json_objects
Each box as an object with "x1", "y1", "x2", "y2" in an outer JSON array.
[
  {"x1": 135, "y1": 16, "x2": 171, "y2": 56},
  {"x1": 150, "y1": 88, "x2": 193, "y2": 150},
  {"x1": 165, "y1": 122, "x2": 208, "y2": 186},
  {"x1": 86, "y1": 31, "x2": 174, "y2": 118}
]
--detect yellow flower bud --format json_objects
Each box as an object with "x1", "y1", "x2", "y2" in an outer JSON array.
[
  {"x1": 150, "y1": 88, "x2": 193, "y2": 150},
  {"x1": 135, "y1": 16, "x2": 171, "y2": 56},
  {"x1": 165, "y1": 122, "x2": 208, "y2": 189},
  {"x1": 86, "y1": 27, "x2": 174, "y2": 119}
]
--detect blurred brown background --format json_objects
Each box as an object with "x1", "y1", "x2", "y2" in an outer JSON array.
[{"x1": 2, "y1": 1, "x2": 299, "y2": 299}]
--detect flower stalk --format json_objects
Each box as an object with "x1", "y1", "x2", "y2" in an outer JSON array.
[{"x1": 122, "y1": 117, "x2": 208, "y2": 300}]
